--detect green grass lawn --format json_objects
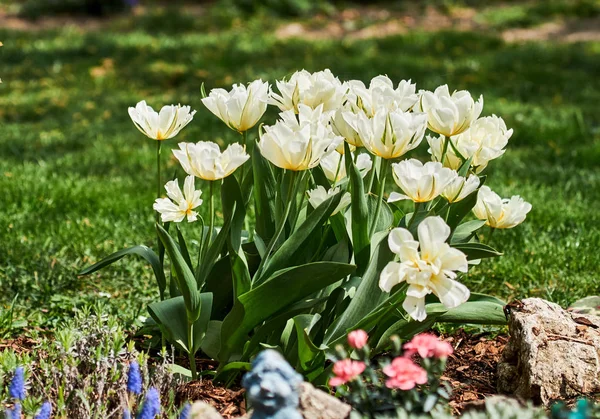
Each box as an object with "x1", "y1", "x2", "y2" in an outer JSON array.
[{"x1": 1, "y1": 8, "x2": 599, "y2": 333}]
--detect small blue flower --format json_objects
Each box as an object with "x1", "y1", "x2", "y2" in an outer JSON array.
[
  {"x1": 137, "y1": 387, "x2": 160, "y2": 419},
  {"x1": 9, "y1": 367, "x2": 26, "y2": 400},
  {"x1": 127, "y1": 361, "x2": 142, "y2": 395},
  {"x1": 9, "y1": 402, "x2": 22, "y2": 419},
  {"x1": 123, "y1": 408, "x2": 132, "y2": 419},
  {"x1": 34, "y1": 401, "x2": 52, "y2": 419},
  {"x1": 178, "y1": 403, "x2": 191, "y2": 419}
]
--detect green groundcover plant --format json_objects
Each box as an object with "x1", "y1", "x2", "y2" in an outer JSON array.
[{"x1": 80, "y1": 69, "x2": 531, "y2": 383}]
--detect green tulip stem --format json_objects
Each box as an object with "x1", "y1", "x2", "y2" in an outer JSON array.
[
  {"x1": 241, "y1": 130, "x2": 248, "y2": 181},
  {"x1": 365, "y1": 155, "x2": 378, "y2": 193},
  {"x1": 256, "y1": 170, "x2": 298, "y2": 279},
  {"x1": 408, "y1": 201, "x2": 422, "y2": 230},
  {"x1": 188, "y1": 321, "x2": 197, "y2": 380},
  {"x1": 155, "y1": 140, "x2": 162, "y2": 223},
  {"x1": 333, "y1": 153, "x2": 343, "y2": 187},
  {"x1": 203, "y1": 181, "x2": 215, "y2": 260},
  {"x1": 486, "y1": 226, "x2": 496, "y2": 245},
  {"x1": 369, "y1": 158, "x2": 389, "y2": 237},
  {"x1": 440, "y1": 135, "x2": 450, "y2": 165}
]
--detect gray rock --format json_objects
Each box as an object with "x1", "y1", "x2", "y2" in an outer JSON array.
[
  {"x1": 298, "y1": 382, "x2": 351, "y2": 419},
  {"x1": 189, "y1": 401, "x2": 224, "y2": 419},
  {"x1": 497, "y1": 298, "x2": 600, "y2": 405}
]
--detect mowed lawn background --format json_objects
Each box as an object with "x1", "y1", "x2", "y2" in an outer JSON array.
[{"x1": 1, "y1": 6, "x2": 599, "y2": 330}]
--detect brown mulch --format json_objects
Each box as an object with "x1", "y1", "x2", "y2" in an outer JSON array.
[
  {"x1": 442, "y1": 330, "x2": 508, "y2": 415},
  {"x1": 176, "y1": 380, "x2": 246, "y2": 418}
]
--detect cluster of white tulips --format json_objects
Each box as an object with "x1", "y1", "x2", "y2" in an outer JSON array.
[{"x1": 127, "y1": 68, "x2": 531, "y2": 322}]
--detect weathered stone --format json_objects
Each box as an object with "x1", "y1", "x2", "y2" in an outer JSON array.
[
  {"x1": 189, "y1": 401, "x2": 224, "y2": 419},
  {"x1": 497, "y1": 298, "x2": 600, "y2": 405},
  {"x1": 298, "y1": 382, "x2": 351, "y2": 419}
]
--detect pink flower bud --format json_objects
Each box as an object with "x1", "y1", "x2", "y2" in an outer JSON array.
[
  {"x1": 347, "y1": 330, "x2": 368, "y2": 349},
  {"x1": 328, "y1": 359, "x2": 366, "y2": 387}
]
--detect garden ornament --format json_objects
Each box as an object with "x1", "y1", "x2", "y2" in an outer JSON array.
[{"x1": 242, "y1": 349, "x2": 304, "y2": 419}]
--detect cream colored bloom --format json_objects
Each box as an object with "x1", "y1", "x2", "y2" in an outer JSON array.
[
  {"x1": 418, "y1": 85, "x2": 483, "y2": 137},
  {"x1": 472, "y1": 186, "x2": 532, "y2": 229},
  {"x1": 345, "y1": 107, "x2": 427, "y2": 160},
  {"x1": 348, "y1": 76, "x2": 418, "y2": 116},
  {"x1": 201, "y1": 79, "x2": 270, "y2": 132},
  {"x1": 442, "y1": 174, "x2": 480, "y2": 203},
  {"x1": 258, "y1": 104, "x2": 342, "y2": 171},
  {"x1": 307, "y1": 186, "x2": 351, "y2": 215},
  {"x1": 320, "y1": 151, "x2": 372, "y2": 183},
  {"x1": 128, "y1": 100, "x2": 195, "y2": 140},
  {"x1": 172, "y1": 141, "x2": 249, "y2": 181},
  {"x1": 450, "y1": 116, "x2": 513, "y2": 173},
  {"x1": 426, "y1": 135, "x2": 463, "y2": 170},
  {"x1": 269, "y1": 69, "x2": 346, "y2": 113},
  {"x1": 389, "y1": 159, "x2": 457, "y2": 203},
  {"x1": 379, "y1": 216, "x2": 470, "y2": 322},
  {"x1": 331, "y1": 107, "x2": 363, "y2": 148},
  {"x1": 153, "y1": 176, "x2": 202, "y2": 223}
]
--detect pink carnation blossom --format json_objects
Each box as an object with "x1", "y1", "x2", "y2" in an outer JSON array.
[
  {"x1": 383, "y1": 357, "x2": 428, "y2": 390},
  {"x1": 403, "y1": 333, "x2": 453, "y2": 359},
  {"x1": 348, "y1": 330, "x2": 368, "y2": 349},
  {"x1": 329, "y1": 359, "x2": 366, "y2": 387}
]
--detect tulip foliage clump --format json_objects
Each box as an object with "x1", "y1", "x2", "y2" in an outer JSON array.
[{"x1": 81, "y1": 69, "x2": 531, "y2": 383}]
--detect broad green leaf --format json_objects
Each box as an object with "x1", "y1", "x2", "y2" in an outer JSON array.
[
  {"x1": 169, "y1": 364, "x2": 192, "y2": 379},
  {"x1": 242, "y1": 297, "x2": 328, "y2": 361},
  {"x1": 345, "y1": 142, "x2": 370, "y2": 274},
  {"x1": 451, "y1": 220, "x2": 487, "y2": 243},
  {"x1": 452, "y1": 242, "x2": 503, "y2": 260},
  {"x1": 293, "y1": 314, "x2": 324, "y2": 371},
  {"x1": 253, "y1": 145, "x2": 277, "y2": 242},
  {"x1": 218, "y1": 261, "x2": 356, "y2": 364},
  {"x1": 157, "y1": 224, "x2": 201, "y2": 322},
  {"x1": 256, "y1": 191, "x2": 344, "y2": 284},
  {"x1": 368, "y1": 195, "x2": 394, "y2": 234},
  {"x1": 192, "y1": 293, "x2": 213, "y2": 354},
  {"x1": 196, "y1": 209, "x2": 233, "y2": 288},
  {"x1": 201, "y1": 320, "x2": 222, "y2": 360},
  {"x1": 430, "y1": 296, "x2": 507, "y2": 325},
  {"x1": 79, "y1": 245, "x2": 166, "y2": 300},
  {"x1": 176, "y1": 227, "x2": 193, "y2": 271},
  {"x1": 222, "y1": 175, "x2": 251, "y2": 297},
  {"x1": 202, "y1": 257, "x2": 233, "y2": 320},
  {"x1": 324, "y1": 235, "x2": 393, "y2": 345},
  {"x1": 147, "y1": 295, "x2": 212, "y2": 353},
  {"x1": 375, "y1": 316, "x2": 440, "y2": 351}
]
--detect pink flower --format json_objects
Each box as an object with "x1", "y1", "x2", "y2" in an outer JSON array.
[
  {"x1": 383, "y1": 357, "x2": 428, "y2": 390},
  {"x1": 328, "y1": 359, "x2": 366, "y2": 387},
  {"x1": 348, "y1": 330, "x2": 368, "y2": 349},
  {"x1": 403, "y1": 333, "x2": 453, "y2": 359}
]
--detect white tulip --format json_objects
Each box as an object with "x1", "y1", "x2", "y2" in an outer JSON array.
[
  {"x1": 427, "y1": 135, "x2": 463, "y2": 170},
  {"x1": 418, "y1": 85, "x2": 483, "y2": 137},
  {"x1": 306, "y1": 186, "x2": 351, "y2": 215},
  {"x1": 128, "y1": 100, "x2": 196, "y2": 140},
  {"x1": 345, "y1": 107, "x2": 427, "y2": 160},
  {"x1": 472, "y1": 186, "x2": 532, "y2": 229},
  {"x1": 331, "y1": 107, "x2": 363, "y2": 148},
  {"x1": 450, "y1": 115, "x2": 513, "y2": 173},
  {"x1": 258, "y1": 104, "x2": 342, "y2": 171},
  {"x1": 202, "y1": 79, "x2": 270, "y2": 133},
  {"x1": 389, "y1": 159, "x2": 457, "y2": 203},
  {"x1": 379, "y1": 216, "x2": 470, "y2": 322},
  {"x1": 153, "y1": 176, "x2": 202, "y2": 223},
  {"x1": 442, "y1": 174, "x2": 480, "y2": 203},
  {"x1": 348, "y1": 76, "x2": 418, "y2": 116},
  {"x1": 269, "y1": 69, "x2": 347, "y2": 113},
  {"x1": 172, "y1": 141, "x2": 249, "y2": 181},
  {"x1": 320, "y1": 151, "x2": 372, "y2": 183}
]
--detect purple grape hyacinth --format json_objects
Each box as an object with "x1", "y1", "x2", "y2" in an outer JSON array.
[
  {"x1": 127, "y1": 361, "x2": 142, "y2": 395},
  {"x1": 9, "y1": 367, "x2": 26, "y2": 400},
  {"x1": 34, "y1": 402, "x2": 52, "y2": 419},
  {"x1": 178, "y1": 403, "x2": 191, "y2": 419},
  {"x1": 137, "y1": 387, "x2": 160, "y2": 419}
]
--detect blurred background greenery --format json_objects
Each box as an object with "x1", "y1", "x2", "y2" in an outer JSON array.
[{"x1": 0, "y1": 0, "x2": 599, "y2": 335}]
